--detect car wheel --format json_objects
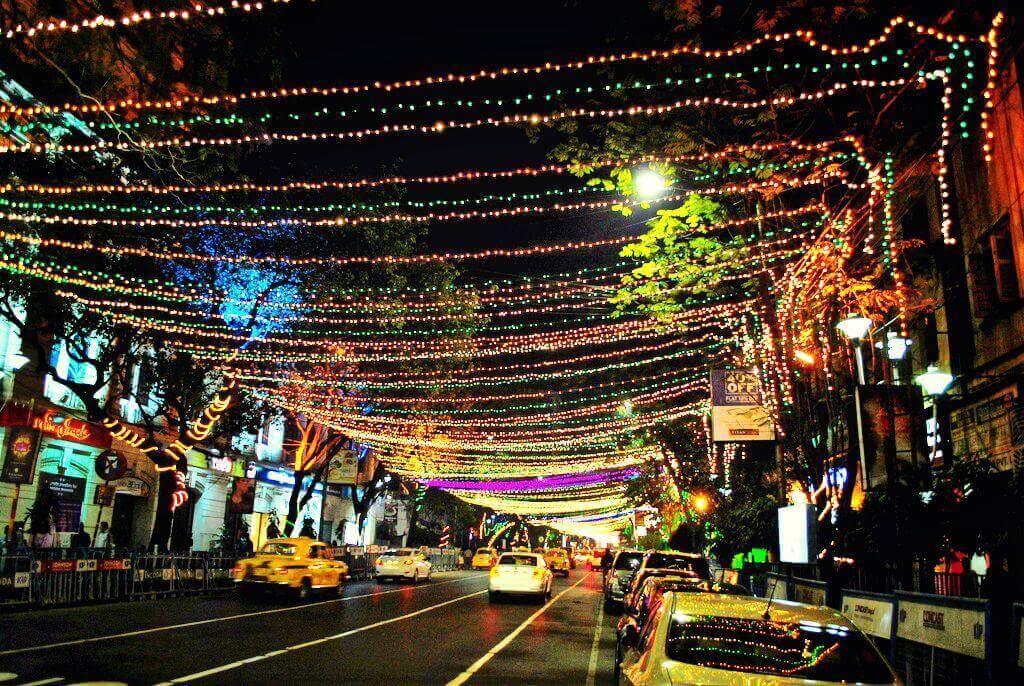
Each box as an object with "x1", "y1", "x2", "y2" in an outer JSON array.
[
  {"x1": 488, "y1": 591, "x2": 499, "y2": 603},
  {"x1": 335, "y1": 577, "x2": 344, "y2": 597},
  {"x1": 298, "y1": 578, "x2": 312, "y2": 601}
]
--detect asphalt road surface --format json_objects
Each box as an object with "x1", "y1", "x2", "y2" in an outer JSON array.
[{"x1": 0, "y1": 569, "x2": 617, "y2": 685}]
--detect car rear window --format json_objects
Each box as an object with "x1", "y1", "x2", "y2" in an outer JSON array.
[
  {"x1": 498, "y1": 554, "x2": 538, "y2": 566},
  {"x1": 477, "y1": 548, "x2": 494, "y2": 554},
  {"x1": 665, "y1": 614, "x2": 894, "y2": 683},
  {"x1": 384, "y1": 550, "x2": 413, "y2": 557},
  {"x1": 646, "y1": 554, "x2": 710, "y2": 579},
  {"x1": 614, "y1": 552, "x2": 644, "y2": 570},
  {"x1": 259, "y1": 543, "x2": 297, "y2": 556}
]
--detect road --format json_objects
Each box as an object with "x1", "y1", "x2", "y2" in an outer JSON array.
[{"x1": 0, "y1": 569, "x2": 617, "y2": 685}]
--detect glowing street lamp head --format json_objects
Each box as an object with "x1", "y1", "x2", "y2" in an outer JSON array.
[
  {"x1": 692, "y1": 494, "x2": 710, "y2": 513},
  {"x1": 836, "y1": 313, "x2": 872, "y2": 341},
  {"x1": 915, "y1": 365, "x2": 954, "y2": 396},
  {"x1": 634, "y1": 168, "x2": 668, "y2": 199}
]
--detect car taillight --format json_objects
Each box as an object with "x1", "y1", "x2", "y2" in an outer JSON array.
[
  {"x1": 232, "y1": 565, "x2": 242, "y2": 577},
  {"x1": 376, "y1": 559, "x2": 383, "y2": 566},
  {"x1": 533, "y1": 568, "x2": 545, "y2": 578}
]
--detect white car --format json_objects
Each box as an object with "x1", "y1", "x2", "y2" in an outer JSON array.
[
  {"x1": 375, "y1": 549, "x2": 433, "y2": 583},
  {"x1": 488, "y1": 552, "x2": 553, "y2": 603}
]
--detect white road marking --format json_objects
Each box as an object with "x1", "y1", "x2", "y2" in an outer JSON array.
[
  {"x1": 585, "y1": 596, "x2": 606, "y2": 686},
  {"x1": 19, "y1": 679, "x2": 63, "y2": 686},
  {"x1": 0, "y1": 573, "x2": 485, "y2": 657},
  {"x1": 445, "y1": 572, "x2": 592, "y2": 686},
  {"x1": 153, "y1": 589, "x2": 488, "y2": 685}
]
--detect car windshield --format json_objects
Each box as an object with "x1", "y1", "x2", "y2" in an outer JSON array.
[
  {"x1": 259, "y1": 543, "x2": 297, "y2": 556},
  {"x1": 498, "y1": 554, "x2": 538, "y2": 566},
  {"x1": 646, "y1": 554, "x2": 710, "y2": 579},
  {"x1": 384, "y1": 550, "x2": 413, "y2": 557},
  {"x1": 615, "y1": 552, "x2": 644, "y2": 570},
  {"x1": 665, "y1": 614, "x2": 895, "y2": 683},
  {"x1": 476, "y1": 549, "x2": 494, "y2": 555}
]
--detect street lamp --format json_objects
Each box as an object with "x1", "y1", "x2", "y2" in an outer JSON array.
[
  {"x1": 876, "y1": 331, "x2": 912, "y2": 381},
  {"x1": 635, "y1": 168, "x2": 668, "y2": 199},
  {"x1": 916, "y1": 365, "x2": 954, "y2": 464},
  {"x1": 836, "y1": 313, "x2": 872, "y2": 488}
]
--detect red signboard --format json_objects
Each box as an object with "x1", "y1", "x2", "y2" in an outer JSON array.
[
  {"x1": 45, "y1": 560, "x2": 74, "y2": 573},
  {"x1": 0, "y1": 404, "x2": 110, "y2": 449}
]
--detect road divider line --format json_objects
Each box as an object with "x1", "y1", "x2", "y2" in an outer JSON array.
[
  {"x1": 445, "y1": 572, "x2": 592, "y2": 686},
  {"x1": 0, "y1": 573, "x2": 486, "y2": 657},
  {"x1": 585, "y1": 595, "x2": 606, "y2": 686},
  {"x1": 153, "y1": 589, "x2": 489, "y2": 685}
]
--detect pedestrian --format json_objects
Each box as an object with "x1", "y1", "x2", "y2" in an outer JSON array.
[
  {"x1": 95, "y1": 521, "x2": 111, "y2": 549},
  {"x1": 299, "y1": 516, "x2": 317, "y2": 539},
  {"x1": 236, "y1": 530, "x2": 253, "y2": 556},
  {"x1": 462, "y1": 547, "x2": 473, "y2": 569},
  {"x1": 70, "y1": 522, "x2": 91, "y2": 549},
  {"x1": 266, "y1": 513, "x2": 281, "y2": 540}
]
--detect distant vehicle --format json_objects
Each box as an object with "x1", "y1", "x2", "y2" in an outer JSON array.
[
  {"x1": 233, "y1": 537, "x2": 347, "y2": 600},
  {"x1": 603, "y1": 550, "x2": 644, "y2": 611},
  {"x1": 588, "y1": 548, "x2": 608, "y2": 570},
  {"x1": 375, "y1": 548, "x2": 433, "y2": 583},
  {"x1": 572, "y1": 549, "x2": 591, "y2": 567},
  {"x1": 512, "y1": 545, "x2": 531, "y2": 552},
  {"x1": 614, "y1": 576, "x2": 752, "y2": 680},
  {"x1": 471, "y1": 547, "x2": 498, "y2": 569},
  {"x1": 543, "y1": 548, "x2": 571, "y2": 577},
  {"x1": 617, "y1": 591, "x2": 898, "y2": 685},
  {"x1": 488, "y1": 552, "x2": 553, "y2": 603}
]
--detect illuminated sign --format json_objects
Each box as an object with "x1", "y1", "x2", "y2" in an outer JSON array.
[
  {"x1": 209, "y1": 455, "x2": 233, "y2": 473},
  {"x1": 29, "y1": 410, "x2": 111, "y2": 448}
]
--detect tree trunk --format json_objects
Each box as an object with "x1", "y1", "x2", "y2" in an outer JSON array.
[
  {"x1": 285, "y1": 471, "x2": 306, "y2": 537},
  {"x1": 149, "y1": 470, "x2": 178, "y2": 553}
]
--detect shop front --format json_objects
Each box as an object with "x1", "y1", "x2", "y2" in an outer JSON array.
[
  {"x1": 184, "y1": 449, "x2": 247, "y2": 552},
  {"x1": 250, "y1": 464, "x2": 323, "y2": 549}
]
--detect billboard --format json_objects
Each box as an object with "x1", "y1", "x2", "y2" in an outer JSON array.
[
  {"x1": 1, "y1": 426, "x2": 41, "y2": 484},
  {"x1": 710, "y1": 369, "x2": 775, "y2": 442},
  {"x1": 855, "y1": 384, "x2": 927, "y2": 489},
  {"x1": 777, "y1": 504, "x2": 817, "y2": 564},
  {"x1": 325, "y1": 450, "x2": 358, "y2": 485}
]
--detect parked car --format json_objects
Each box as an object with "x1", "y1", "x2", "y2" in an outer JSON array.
[
  {"x1": 614, "y1": 576, "x2": 752, "y2": 681},
  {"x1": 488, "y1": 552, "x2": 553, "y2": 603},
  {"x1": 603, "y1": 550, "x2": 644, "y2": 611},
  {"x1": 471, "y1": 547, "x2": 498, "y2": 569},
  {"x1": 233, "y1": 537, "x2": 347, "y2": 600},
  {"x1": 543, "y1": 548, "x2": 571, "y2": 577},
  {"x1": 617, "y1": 591, "x2": 898, "y2": 685},
  {"x1": 375, "y1": 548, "x2": 433, "y2": 583}
]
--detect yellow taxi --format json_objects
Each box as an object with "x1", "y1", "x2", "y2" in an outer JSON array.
[
  {"x1": 233, "y1": 537, "x2": 348, "y2": 600},
  {"x1": 471, "y1": 547, "x2": 498, "y2": 570},
  {"x1": 543, "y1": 548, "x2": 571, "y2": 577}
]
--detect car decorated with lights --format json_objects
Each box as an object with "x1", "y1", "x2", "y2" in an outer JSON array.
[
  {"x1": 233, "y1": 537, "x2": 347, "y2": 600},
  {"x1": 375, "y1": 548, "x2": 433, "y2": 583},
  {"x1": 617, "y1": 592, "x2": 897, "y2": 686},
  {"x1": 489, "y1": 552, "x2": 553, "y2": 603}
]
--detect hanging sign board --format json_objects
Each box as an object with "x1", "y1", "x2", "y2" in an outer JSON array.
[
  {"x1": 325, "y1": 451, "x2": 358, "y2": 485},
  {"x1": 1, "y1": 426, "x2": 42, "y2": 484},
  {"x1": 95, "y1": 450, "x2": 128, "y2": 481},
  {"x1": 710, "y1": 369, "x2": 776, "y2": 441},
  {"x1": 777, "y1": 504, "x2": 817, "y2": 564}
]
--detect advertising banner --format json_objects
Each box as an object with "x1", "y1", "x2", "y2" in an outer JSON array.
[
  {"x1": 710, "y1": 369, "x2": 775, "y2": 442},
  {"x1": 1, "y1": 426, "x2": 42, "y2": 484},
  {"x1": 227, "y1": 477, "x2": 256, "y2": 514},
  {"x1": 777, "y1": 504, "x2": 817, "y2": 564},
  {"x1": 896, "y1": 594, "x2": 987, "y2": 659},
  {"x1": 792, "y1": 579, "x2": 827, "y2": 607},
  {"x1": 856, "y1": 384, "x2": 927, "y2": 489},
  {"x1": 325, "y1": 451, "x2": 358, "y2": 485},
  {"x1": 842, "y1": 592, "x2": 895, "y2": 640}
]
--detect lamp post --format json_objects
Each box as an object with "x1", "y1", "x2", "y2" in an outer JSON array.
[
  {"x1": 837, "y1": 313, "x2": 873, "y2": 488},
  {"x1": 878, "y1": 331, "x2": 912, "y2": 382},
  {"x1": 915, "y1": 365, "x2": 954, "y2": 463}
]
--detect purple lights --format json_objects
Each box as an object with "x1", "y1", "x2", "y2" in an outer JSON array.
[{"x1": 420, "y1": 468, "x2": 639, "y2": 492}]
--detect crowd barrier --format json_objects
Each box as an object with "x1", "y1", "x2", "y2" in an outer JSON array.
[
  {"x1": 748, "y1": 571, "x2": 993, "y2": 683},
  {"x1": 2, "y1": 545, "x2": 468, "y2": 609}
]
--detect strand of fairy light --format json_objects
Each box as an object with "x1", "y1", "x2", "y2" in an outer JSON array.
[
  {"x1": 0, "y1": 138, "x2": 859, "y2": 195},
  {"x1": 0, "y1": 174, "x2": 837, "y2": 230},
  {"x1": 0, "y1": 77, "x2": 930, "y2": 155},
  {"x1": 0, "y1": 14, "x2": 983, "y2": 118},
  {"x1": 1, "y1": 1, "x2": 304, "y2": 40}
]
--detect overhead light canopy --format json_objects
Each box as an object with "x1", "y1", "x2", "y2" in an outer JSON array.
[
  {"x1": 836, "y1": 313, "x2": 873, "y2": 341},
  {"x1": 915, "y1": 365, "x2": 954, "y2": 396}
]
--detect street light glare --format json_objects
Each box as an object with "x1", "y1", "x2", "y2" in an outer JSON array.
[
  {"x1": 836, "y1": 313, "x2": 873, "y2": 341},
  {"x1": 635, "y1": 169, "x2": 668, "y2": 198},
  {"x1": 915, "y1": 365, "x2": 954, "y2": 396}
]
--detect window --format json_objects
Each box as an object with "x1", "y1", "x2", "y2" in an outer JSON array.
[
  {"x1": 497, "y1": 554, "x2": 538, "y2": 567},
  {"x1": 989, "y1": 214, "x2": 1020, "y2": 302},
  {"x1": 646, "y1": 554, "x2": 711, "y2": 579},
  {"x1": 615, "y1": 552, "x2": 644, "y2": 570}
]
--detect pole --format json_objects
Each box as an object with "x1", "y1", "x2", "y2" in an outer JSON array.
[
  {"x1": 6, "y1": 483, "x2": 20, "y2": 550},
  {"x1": 776, "y1": 441, "x2": 786, "y2": 501},
  {"x1": 853, "y1": 345, "x2": 869, "y2": 490}
]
